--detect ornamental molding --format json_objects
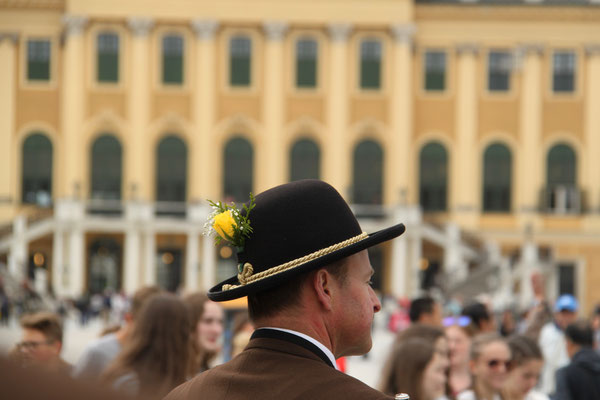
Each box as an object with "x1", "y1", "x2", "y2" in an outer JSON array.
[
  {"x1": 585, "y1": 44, "x2": 600, "y2": 56},
  {"x1": 62, "y1": 14, "x2": 88, "y2": 36},
  {"x1": 456, "y1": 42, "x2": 480, "y2": 55},
  {"x1": 191, "y1": 19, "x2": 219, "y2": 40},
  {"x1": 328, "y1": 23, "x2": 352, "y2": 42},
  {"x1": 0, "y1": 32, "x2": 19, "y2": 44},
  {"x1": 517, "y1": 43, "x2": 545, "y2": 56},
  {"x1": 263, "y1": 21, "x2": 288, "y2": 41},
  {"x1": 391, "y1": 23, "x2": 416, "y2": 44},
  {"x1": 127, "y1": 17, "x2": 154, "y2": 36}
]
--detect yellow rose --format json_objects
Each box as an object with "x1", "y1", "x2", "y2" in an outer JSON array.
[{"x1": 213, "y1": 210, "x2": 237, "y2": 240}]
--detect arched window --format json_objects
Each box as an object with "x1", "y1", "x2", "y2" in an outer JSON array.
[
  {"x1": 482, "y1": 143, "x2": 512, "y2": 212},
  {"x1": 289, "y1": 138, "x2": 320, "y2": 182},
  {"x1": 353, "y1": 139, "x2": 383, "y2": 205},
  {"x1": 419, "y1": 142, "x2": 448, "y2": 212},
  {"x1": 90, "y1": 134, "x2": 122, "y2": 201},
  {"x1": 156, "y1": 135, "x2": 187, "y2": 215},
  {"x1": 547, "y1": 143, "x2": 576, "y2": 188},
  {"x1": 22, "y1": 132, "x2": 53, "y2": 206},
  {"x1": 223, "y1": 137, "x2": 253, "y2": 202},
  {"x1": 545, "y1": 143, "x2": 578, "y2": 213},
  {"x1": 229, "y1": 35, "x2": 251, "y2": 86}
]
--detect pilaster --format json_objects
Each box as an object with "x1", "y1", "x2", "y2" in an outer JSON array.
[{"x1": 584, "y1": 44, "x2": 600, "y2": 213}]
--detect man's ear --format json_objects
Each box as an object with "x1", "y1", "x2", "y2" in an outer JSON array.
[
  {"x1": 51, "y1": 340, "x2": 62, "y2": 356},
  {"x1": 312, "y1": 269, "x2": 334, "y2": 311}
]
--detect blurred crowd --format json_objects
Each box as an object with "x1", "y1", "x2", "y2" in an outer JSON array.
[
  {"x1": 381, "y1": 292, "x2": 600, "y2": 400},
  {"x1": 2, "y1": 280, "x2": 600, "y2": 400}
]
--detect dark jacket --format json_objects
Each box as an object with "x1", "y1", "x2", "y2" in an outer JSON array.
[
  {"x1": 555, "y1": 348, "x2": 600, "y2": 400},
  {"x1": 164, "y1": 331, "x2": 392, "y2": 400}
]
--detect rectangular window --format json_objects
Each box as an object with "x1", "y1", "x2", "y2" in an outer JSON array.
[
  {"x1": 424, "y1": 51, "x2": 446, "y2": 92},
  {"x1": 97, "y1": 33, "x2": 119, "y2": 83},
  {"x1": 296, "y1": 39, "x2": 317, "y2": 88},
  {"x1": 360, "y1": 39, "x2": 381, "y2": 90},
  {"x1": 488, "y1": 51, "x2": 512, "y2": 92},
  {"x1": 230, "y1": 36, "x2": 251, "y2": 87},
  {"x1": 27, "y1": 39, "x2": 51, "y2": 81},
  {"x1": 162, "y1": 35, "x2": 184, "y2": 84},
  {"x1": 553, "y1": 51, "x2": 576, "y2": 93},
  {"x1": 558, "y1": 263, "x2": 576, "y2": 296}
]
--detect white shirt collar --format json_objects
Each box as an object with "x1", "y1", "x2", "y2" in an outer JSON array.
[{"x1": 262, "y1": 327, "x2": 339, "y2": 371}]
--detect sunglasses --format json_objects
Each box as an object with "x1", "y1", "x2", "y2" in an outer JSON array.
[
  {"x1": 487, "y1": 359, "x2": 511, "y2": 369},
  {"x1": 17, "y1": 340, "x2": 53, "y2": 350},
  {"x1": 443, "y1": 315, "x2": 472, "y2": 327}
]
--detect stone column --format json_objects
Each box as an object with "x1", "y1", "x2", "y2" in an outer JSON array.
[
  {"x1": 519, "y1": 241, "x2": 538, "y2": 309},
  {"x1": 258, "y1": 21, "x2": 288, "y2": 192},
  {"x1": 186, "y1": 231, "x2": 200, "y2": 291},
  {"x1": 127, "y1": 18, "x2": 153, "y2": 201},
  {"x1": 8, "y1": 215, "x2": 27, "y2": 282},
  {"x1": 326, "y1": 23, "x2": 352, "y2": 195},
  {"x1": 52, "y1": 228, "x2": 65, "y2": 295},
  {"x1": 191, "y1": 20, "x2": 219, "y2": 201},
  {"x1": 453, "y1": 43, "x2": 479, "y2": 227},
  {"x1": 0, "y1": 33, "x2": 18, "y2": 217},
  {"x1": 518, "y1": 44, "x2": 544, "y2": 220},
  {"x1": 124, "y1": 228, "x2": 141, "y2": 294},
  {"x1": 389, "y1": 24, "x2": 415, "y2": 205},
  {"x1": 67, "y1": 225, "x2": 85, "y2": 297},
  {"x1": 201, "y1": 235, "x2": 216, "y2": 291},
  {"x1": 143, "y1": 230, "x2": 156, "y2": 286},
  {"x1": 61, "y1": 15, "x2": 88, "y2": 199},
  {"x1": 584, "y1": 44, "x2": 600, "y2": 213}
]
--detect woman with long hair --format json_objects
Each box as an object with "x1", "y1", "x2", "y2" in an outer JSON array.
[
  {"x1": 457, "y1": 333, "x2": 511, "y2": 400},
  {"x1": 379, "y1": 337, "x2": 449, "y2": 400},
  {"x1": 445, "y1": 316, "x2": 476, "y2": 396},
  {"x1": 183, "y1": 292, "x2": 224, "y2": 373},
  {"x1": 502, "y1": 335, "x2": 548, "y2": 400},
  {"x1": 102, "y1": 293, "x2": 193, "y2": 398}
]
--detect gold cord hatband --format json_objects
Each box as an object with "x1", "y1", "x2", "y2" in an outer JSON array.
[{"x1": 222, "y1": 232, "x2": 368, "y2": 291}]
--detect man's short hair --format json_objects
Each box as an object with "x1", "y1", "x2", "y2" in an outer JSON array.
[
  {"x1": 409, "y1": 297, "x2": 436, "y2": 323},
  {"x1": 248, "y1": 258, "x2": 348, "y2": 322},
  {"x1": 461, "y1": 301, "x2": 491, "y2": 329},
  {"x1": 130, "y1": 286, "x2": 163, "y2": 320},
  {"x1": 20, "y1": 312, "x2": 63, "y2": 344},
  {"x1": 565, "y1": 320, "x2": 594, "y2": 348}
]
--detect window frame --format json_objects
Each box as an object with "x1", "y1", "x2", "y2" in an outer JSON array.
[
  {"x1": 228, "y1": 34, "x2": 253, "y2": 88},
  {"x1": 358, "y1": 38, "x2": 383, "y2": 91},
  {"x1": 551, "y1": 50, "x2": 577, "y2": 95},
  {"x1": 481, "y1": 142, "x2": 512, "y2": 213},
  {"x1": 422, "y1": 49, "x2": 448, "y2": 95},
  {"x1": 20, "y1": 35, "x2": 57, "y2": 89},
  {"x1": 89, "y1": 25, "x2": 127, "y2": 91},
  {"x1": 486, "y1": 49, "x2": 513, "y2": 94},
  {"x1": 418, "y1": 141, "x2": 449, "y2": 213},
  {"x1": 295, "y1": 37, "x2": 319, "y2": 90}
]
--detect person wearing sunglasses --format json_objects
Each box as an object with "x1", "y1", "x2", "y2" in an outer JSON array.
[
  {"x1": 501, "y1": 335, "x2": 548, "y2": 400},
  {"x1": 457, "y1": 333, "x2": 511, "y2": 400},
  {"x1": 14, "y1": 311, "x2": 71, "y2": 373}
]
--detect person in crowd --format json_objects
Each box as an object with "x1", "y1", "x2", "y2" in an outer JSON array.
[
  {"x1": 72, "y1": 286, "x2": 162, "y2": 380},
  {"x1": 230, "y1": 310, "x2": 254, "y2": 358},
  {"x1": 165, "y1": 179, "x2": 406, "y2": 399},
  {"x1": 457, "y1": 333, "x2": 511, "y2": 400},
  {"x1": 592, "y1": 304, "x2": 600, "y2": 353},
  {"x1": 501, "y1": 335, "x2": 548, "y2": 400},
  {"x1": 445, "y1": 316, "x2": 475, "y2": 396},
  {"x1": 102, "y1": 293, "x2": 193, "y2": 399},
  {"x1": 183, "y1": 292, "x2": 224, "y2": 373},
  {"x1": 462, "y1": 302, "x2": 495, "y2": 335},
  {"x1": 15, "y1": 311, "x2": 70, "y2": 373},
  {"x1": 499, "y1": 309, "x2": 516, "y2": 337},
  {"x1": 410, "y1": 296, "x2": 443, "y2": 327},
  {"x1": 554, "y1": 320, "x2": 600, "y2": 400},
  {"x1": 379, "y1": 337, "x2": 449, "y2": 400},
  {"x1": 537, "y1": 294, "x2": 578, "y2": 396},
  {"x1": 397, "y1": 323, "x2": 450, "y2": 361}
]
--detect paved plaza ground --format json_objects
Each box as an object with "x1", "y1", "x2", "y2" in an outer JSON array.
[{"x1": 0, "y1": 311, "x2": 395, "y2": 388}]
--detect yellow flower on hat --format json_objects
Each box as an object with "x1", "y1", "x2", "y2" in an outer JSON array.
[{"x1": 213, "y1": 210, "x2": 237, "y2": 240}]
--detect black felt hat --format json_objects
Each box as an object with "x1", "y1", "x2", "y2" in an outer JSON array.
[{"x1": 207, "y1": 179, "x2": 406, "y2": 301}]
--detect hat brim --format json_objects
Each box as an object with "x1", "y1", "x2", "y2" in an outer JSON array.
[{"x1": 208, "y1": 223, "x2": 406, "y2": 301}]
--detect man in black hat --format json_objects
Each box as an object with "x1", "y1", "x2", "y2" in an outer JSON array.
[{"x1": 165, "y1": 180, "x2": 405, "y2": 400}]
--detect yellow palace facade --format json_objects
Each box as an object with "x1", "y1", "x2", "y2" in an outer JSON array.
[{"x1": 1, "y1": 0, "x2": 599, "y2": 314}]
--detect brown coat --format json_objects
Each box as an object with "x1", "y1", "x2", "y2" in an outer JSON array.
[{"x1": 164, "y1": 336, "x2": 393, "y2": 400}]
